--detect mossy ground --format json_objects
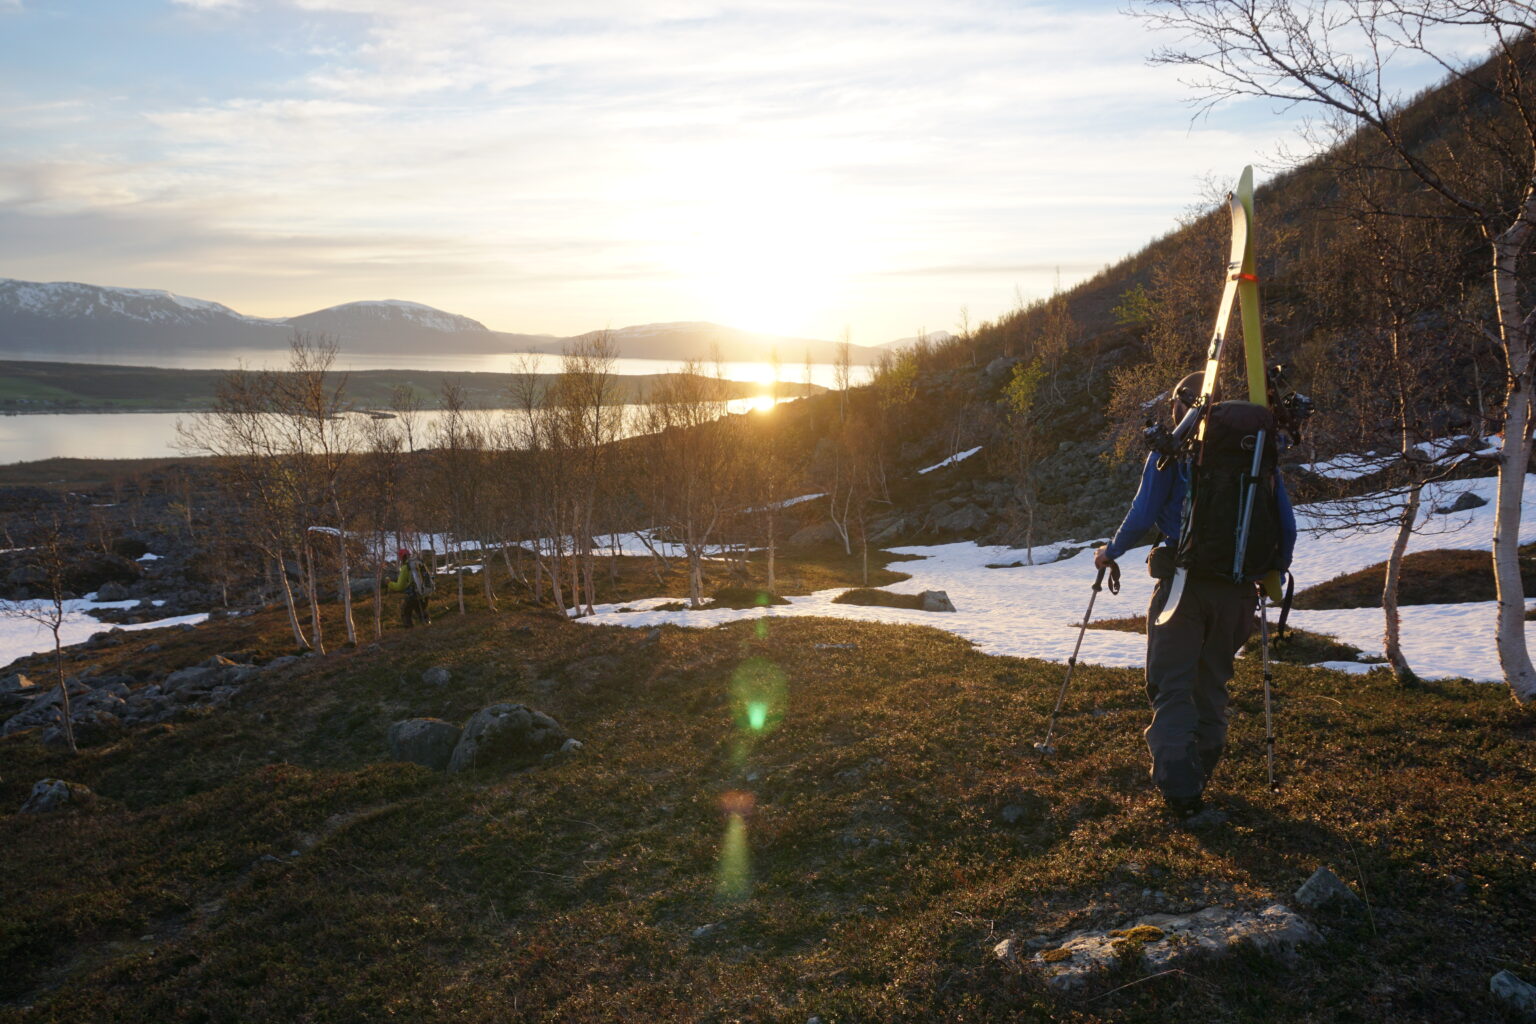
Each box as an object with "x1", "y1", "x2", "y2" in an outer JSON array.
[
  {"x1": 0, "y1": 567, "x2": 1533, "y2": 1022},
  {"x1": 1292, "y1": 544, "x2": 1536, "y2": 609}
]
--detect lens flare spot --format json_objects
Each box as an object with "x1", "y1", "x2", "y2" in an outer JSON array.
[
  {"x1": 754, "y1": 618, "x2": 769, "y2": 639},
  {"x1": 716, "y1": 809, "x2": 752, "y2": 900},
  {"x1": 730, "y1": 656, "x2": 787, "y2": 737}
]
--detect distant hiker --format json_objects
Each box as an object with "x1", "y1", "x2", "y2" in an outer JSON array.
[
  {"x1": 387, "y1": 547, "x2": 433, "y2": 628},
  {"x1": 1095, "y1": 372, "x2": 1296, "y2": 819}
]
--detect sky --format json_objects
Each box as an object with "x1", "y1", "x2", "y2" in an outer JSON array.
[{"x1": 0, "y1": 0, "x2": 1482, "y2": 344}]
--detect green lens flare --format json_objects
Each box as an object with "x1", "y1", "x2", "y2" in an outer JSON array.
[
  {"x1": 754, "y1": 618, "x2": 769, "y2": 639},
  {"x1": 716, "y1": 806, "x2": 752, "y2": 900},
  {"x1": 730, "y1": 657, "x2": 787, "y2": 737}
]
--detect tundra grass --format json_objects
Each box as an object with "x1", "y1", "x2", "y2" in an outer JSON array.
[{"x1": 0, "y1": 592, "x2": 1532, "y2": 1022}]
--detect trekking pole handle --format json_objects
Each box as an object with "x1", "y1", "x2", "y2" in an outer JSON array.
[{"x1": 1092, "y1": 559, "x2": 1122, "y2": 596}]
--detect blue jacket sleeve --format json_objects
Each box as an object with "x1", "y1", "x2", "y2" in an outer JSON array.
[
  {"x1": 1276, "y1": 474, "x2": 1297, "y2": 572},
  {"x1": 1104, "y1": 454, "x2": 1171, "y2": 561}
]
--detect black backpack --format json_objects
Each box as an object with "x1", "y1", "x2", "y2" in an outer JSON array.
[{"x1": 1176, "y1": 401, "x2": 1282, "y2": 582}]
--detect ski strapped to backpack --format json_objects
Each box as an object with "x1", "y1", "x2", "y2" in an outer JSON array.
[{"x1": 1151, "y1": 166, "x2": 1313, "y2": 626}]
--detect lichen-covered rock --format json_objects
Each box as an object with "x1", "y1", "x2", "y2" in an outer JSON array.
[
  {"x1": 447, "y1": 703, "x2": 568, "y2": 773},
  {"x1": 388, "y1": 718, "x2": 462, "y2": 771},
  {"x1": 1294, "y1": 866, "x2": 1362, "y2": 910},
  {"x1": 421, "y1": 665, "x2": 452, "y2": 687},
  {"x1": 19, "y1": 778, "x2": 97, "y2": 814},
  {"x1": 1006, "y1": 904, "x2": 1320, "y2": 992}
]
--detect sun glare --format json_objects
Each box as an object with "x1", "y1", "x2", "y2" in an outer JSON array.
[
  {"x1": 639, "y1": 148, "x2": 870, "y2": 338},
  {"x1": 748, "y1": 394, "x2": 777, "y2": 413}
]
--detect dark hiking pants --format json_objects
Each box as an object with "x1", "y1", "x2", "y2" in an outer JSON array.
[
  {"x1": 1144, "y1": 574, "x2": 1256, "y2": 803},
  {"x1": 401, "y1": 592, "x2": 430, "y2": 628}
]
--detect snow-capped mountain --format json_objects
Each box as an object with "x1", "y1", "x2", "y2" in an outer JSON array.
[
  {"x1": 285, "y1": 299, "x2": 490, "y2": 336},
  {"x1": 0, "y1": 276, "x2": 889, "y2": 363},
  {"x1": 0, "y1": 278, "x2": 276, "y2": 327}
]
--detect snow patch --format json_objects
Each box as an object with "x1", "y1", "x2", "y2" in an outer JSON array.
[
  {"x1": 574, "y1": 473, "x2": 1536, "y2": 684},
  {"x1": 918, "y1": 446, "x2": 982, "y2": 475}
]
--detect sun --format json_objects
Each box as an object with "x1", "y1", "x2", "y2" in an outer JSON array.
[{"x1": 639, "y1": 147, "x2": 870, "y2": 338}]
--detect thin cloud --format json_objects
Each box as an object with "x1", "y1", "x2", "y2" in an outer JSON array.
[{"x1": 0, "y1": 0, "x2": 1471, "y2": 339}]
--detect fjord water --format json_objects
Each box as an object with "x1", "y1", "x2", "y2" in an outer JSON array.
[{"x1": 0, "y1": 355, "x2": 870, "y2": 464}]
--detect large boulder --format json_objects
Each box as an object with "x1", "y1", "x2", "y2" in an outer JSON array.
[
  {"x1": 163, "y1": 665, "x2": 220, "y2": 697},
  {"x1": 919, "y1": 590, "x2": 957, "y2": 613},
  {"x1": 19, "y1": 778, "x2": 97, "y2": 814},
  {"x1": 387, "y1": 718, "x2": 462, "y2": 771},
  {"x1": 935, "y1": 503, "x2": 989, "y2": 534},
  {"x1": 94, "y1": 581, "x2": 133, "y2": 602},
  {"x1": 447, "y1": 703, "x2": 569, "y2": 773}
]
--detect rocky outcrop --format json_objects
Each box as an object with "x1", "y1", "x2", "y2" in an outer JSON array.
[
  {"x1": 19, "y1": 778, "x2": 97, "y2": 814},
  {"x1": 996, "y1": 904, "x2": 1320, "y2": 992},
  {"x1": 447, "y1": 703, "x2": 569, "y2": 773},
  {"x1": 0, "y1": 654, "x2": 279, "y2": 742}
]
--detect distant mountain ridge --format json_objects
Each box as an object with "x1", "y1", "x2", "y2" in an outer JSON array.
[{"x1": 0, "y1": 277, "x2": 888, "y2": 364}]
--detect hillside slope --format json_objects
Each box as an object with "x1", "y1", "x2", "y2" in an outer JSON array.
[{"x1": 0, "y1": 597, "x2": 1531, "y2": 1022}]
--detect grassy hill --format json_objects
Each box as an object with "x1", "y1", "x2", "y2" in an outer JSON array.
[{"x1": 1, "y1": 581, "x2": 1532, "y2": 1022}]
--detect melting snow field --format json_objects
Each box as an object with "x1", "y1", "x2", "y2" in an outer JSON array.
[
  {"x1": 580, "y1": 474, "x2": 1536, "y2": 684},
  {"x1": 0, "y1": 596, "x2": 208, "y2": 671},
  {"x1": 2, "y1": 476, "x2": 1531, "y2": 684}
]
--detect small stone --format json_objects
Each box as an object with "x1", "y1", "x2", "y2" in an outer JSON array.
[
  {"x1": 691, "y1": 923, "x2": 721, "y2": 939},
  {"x1": 559, "y1": 737, "x2": 583, "y2": 753},
  {"x1": 1491, "y1": 970, "x2": 1536, "y2": 1020},
  {"x1": 422, "y1": 665, "x2": 452, "y2": 686},
  {"x1": 1294, "y1": 866, "x2": 1362, "y2": 910}
]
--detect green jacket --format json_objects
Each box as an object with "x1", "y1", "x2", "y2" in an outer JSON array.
[
  {"x1": 387, "y1": 558, "x2": 431, "y2": 595},
  {"x1": 386, "y1": 562, "x2": 412, "y2": 594}
]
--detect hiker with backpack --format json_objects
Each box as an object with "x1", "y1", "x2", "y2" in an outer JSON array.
[
  {"x1": 1094, "y1": 372, "x2": 1296, "y2": 820},
  {"x1": 387, "y1": 546, "x2": 434, "y2": 628}
]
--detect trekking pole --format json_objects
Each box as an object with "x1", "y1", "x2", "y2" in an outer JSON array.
[
  {"x1": 1257, "y1": 585, "x2": 1279, "y2": 791},
  {"x1": 1036, "y1": 559, "x2": 1120, "y2": 758}
]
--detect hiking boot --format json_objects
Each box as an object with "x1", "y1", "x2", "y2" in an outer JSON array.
[{"x1": 1164, "y1": 793, "x2": 1204, "y2": 819}]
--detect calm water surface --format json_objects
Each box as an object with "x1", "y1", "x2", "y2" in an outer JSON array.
[{"x1": 0, "y1": 395, "x2": 816, "y2": 464}]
